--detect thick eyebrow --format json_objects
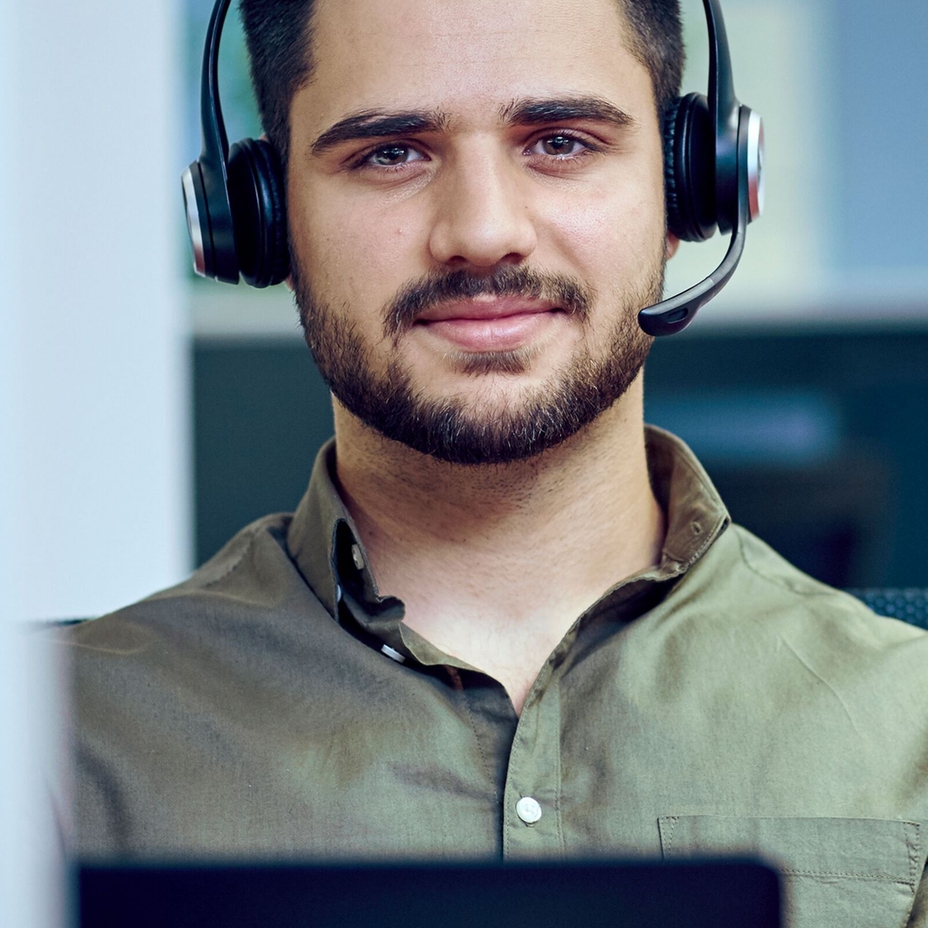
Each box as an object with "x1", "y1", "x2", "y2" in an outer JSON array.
[
  {"x1": 499, "y1": 95, "x2": 637, "y2": 131},
  {"x1": 311, "y1": 109, "x2": 451, "y2": 155},
  {"x1": 309, "y1": 96, "x2": 635, "y2": 157}
]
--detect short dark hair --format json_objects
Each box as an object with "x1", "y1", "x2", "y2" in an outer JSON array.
[{"x1": 240, "y1": 0, "x2": 684, "y2": 166}]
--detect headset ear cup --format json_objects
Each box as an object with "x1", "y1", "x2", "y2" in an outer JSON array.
[
  {"x1": 663, "y1": 96, "x2": 686, "y2": 240},
  {"x1": 227, "y1": 138, "x2": 290, "y2": 288},
  {"x1": 663, "y1": 93, "x2": 717, "y2": 242}
]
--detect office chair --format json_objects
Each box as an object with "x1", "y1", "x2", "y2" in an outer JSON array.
[{"x1": 845, "y1": 589, "x2": 928, "y2": 630}]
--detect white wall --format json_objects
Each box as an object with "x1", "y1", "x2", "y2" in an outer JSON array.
[
  {"x1": 1, "y1": 0, "x2": 190, "y2": 623},
  {"x1": 0, "y1": 1, "x2": 187, "y2": 925}
]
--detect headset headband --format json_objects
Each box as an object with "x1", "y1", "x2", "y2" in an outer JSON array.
[
  {"x1": 638, "y1": 0, "x2": 764, "y2": 335},
  {"x1": 183, "y1": 0, "x2": 764, "y2": 334}
]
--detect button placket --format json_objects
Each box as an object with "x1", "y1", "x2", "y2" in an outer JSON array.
[{"x1": 502, "y1": 681, "x2": 563, "y2": 858}]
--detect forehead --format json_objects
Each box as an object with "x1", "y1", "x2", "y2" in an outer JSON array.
[{"x1": 304, "y1": 0, "x2": 648, "y2": 125}]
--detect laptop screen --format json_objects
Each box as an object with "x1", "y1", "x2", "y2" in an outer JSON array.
[{"x1": 78, "y1": 857, "x2": 781, "y2": 928}]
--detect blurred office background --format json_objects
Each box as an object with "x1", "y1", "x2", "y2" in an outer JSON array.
[{"x1": 0, "y1": 1, "x2": 925, "y2": 924}]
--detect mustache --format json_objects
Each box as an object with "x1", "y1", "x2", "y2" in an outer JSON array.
[{"x1": 384, "y1": 266, "x2": 595, "y2": 337}]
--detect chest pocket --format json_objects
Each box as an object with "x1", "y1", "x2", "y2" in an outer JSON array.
[{"x1": 658, "y1": 815, "x2": 923, "y2": 928}]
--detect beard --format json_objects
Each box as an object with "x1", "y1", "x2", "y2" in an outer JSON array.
[{"x1": 293, "y1": 260, "x2": 663, "y2": 466}]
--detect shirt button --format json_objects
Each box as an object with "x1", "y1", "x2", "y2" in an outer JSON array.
[
  {"x1": 516, "y1": 796, "x2": 542, "y2": 825},
  {"x1": 380, "y1": 643, "x2": 406, "y2": 664},
  {"x1": 351, "y1": 544, "x2": 365, "y2": 571}
]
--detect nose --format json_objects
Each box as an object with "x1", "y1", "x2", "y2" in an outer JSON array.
[{"x1": 427, "y1": 149, "x2": 538, "y2": 269}]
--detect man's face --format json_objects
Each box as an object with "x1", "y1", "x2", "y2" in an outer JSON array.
[{"x1": 287, "y1": 0, "x2": 670, "y2": 464}]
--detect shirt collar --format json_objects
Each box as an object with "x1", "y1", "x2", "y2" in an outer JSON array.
[
  {"x1": 646, "y1": 424, "x2": 731, "y2": 574},
  {"x1": 287, "y1": 426, "x2": 730, "y2": 639}
]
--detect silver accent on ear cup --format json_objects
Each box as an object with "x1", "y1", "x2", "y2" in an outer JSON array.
[
  {"x1": 182, "y1": 166, "x2": 207, "y2": 277},
  {"x1": 747, "y1": 109, "x2": 764, "y2": 222}
]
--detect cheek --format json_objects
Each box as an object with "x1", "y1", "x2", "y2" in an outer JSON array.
[
  {"x1": 545, "y1": 183, "x2": 664, "y2": 281},
  {"x1": 291, "y1": 184, "x2": 420, "y2": 320},
  {"x1": 536, "y1": 132, "x2": 666, "y2": 268}
]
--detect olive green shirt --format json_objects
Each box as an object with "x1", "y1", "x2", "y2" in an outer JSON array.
[{"x1": 63, "y1": 427, "x2": 928, "y2": 928}]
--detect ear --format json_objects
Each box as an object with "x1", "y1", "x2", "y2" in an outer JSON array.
[{"x1": 665, "y1": 231, "x2": 681, "y2": 260}]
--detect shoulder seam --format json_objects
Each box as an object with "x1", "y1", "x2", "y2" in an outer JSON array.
[{"x1": 198, "y1": 523, "x2": 263, "y2": 592}]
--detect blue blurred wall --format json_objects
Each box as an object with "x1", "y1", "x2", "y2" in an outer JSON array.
[{"x1": 835, "y1": 0, "x2": 928, "y2": 273}]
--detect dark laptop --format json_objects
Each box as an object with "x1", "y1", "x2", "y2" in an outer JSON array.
[{"x1": 79, "y1": 858, "x2": 781, "y2": 927}]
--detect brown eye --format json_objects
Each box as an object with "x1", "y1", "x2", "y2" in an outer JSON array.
[
  {"x1": 366, "y1": 145, "x2": 422, "y2": 167},
  {"x1": 537, "y1": 134, "x2": 584, "y2": 157}
]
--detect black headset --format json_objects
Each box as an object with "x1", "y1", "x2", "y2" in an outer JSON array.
[{"x1": 182, "y1": 0, "x2": 764, "y2": 335}]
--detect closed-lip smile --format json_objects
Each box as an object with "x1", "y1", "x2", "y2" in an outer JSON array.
[
  {"x1": 414, "y1": 296, "x2": 565, "y2": 353},
  {"x1": 416, "y1": 295, "x2": 562, "y2": 322}
]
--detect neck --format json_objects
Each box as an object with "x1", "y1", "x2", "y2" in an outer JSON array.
[{"x1": 332, "y1": 376, "x2": 665, "y2": 713}]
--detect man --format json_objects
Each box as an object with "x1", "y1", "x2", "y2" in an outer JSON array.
[{"x1": 63, "y1": 0, "x2": 928, "y2": 925}]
